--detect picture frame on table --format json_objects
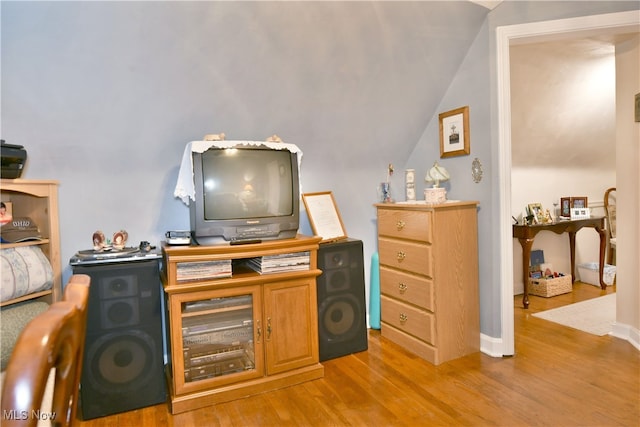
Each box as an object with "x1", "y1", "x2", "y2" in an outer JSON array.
[
  {"x1": 527, "y1": 203, "x2": 544, "y2": 224},
  {"x1": 439, "y1": 106, "x2": 470, "y2": 158},
  {"x1": 560, "y1": 197, "x2": 571, "y2": 218},
  {"x1": 571, "y1": 207, "x2": 590, "y2": 220},
  {"x1": 570, "y1": 197, "x2": 588, "y2": 209}
]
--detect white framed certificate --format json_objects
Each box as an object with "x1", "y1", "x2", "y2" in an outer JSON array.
[{"x1": 302, "y1": 191, "x2": 347, "y2": 243}]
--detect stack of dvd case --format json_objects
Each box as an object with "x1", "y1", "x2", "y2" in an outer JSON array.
[
  {"x1": 245, "y1": 251, "x2": 310, "y2": 274},
  {"x1": 176, "y1": 259, "x2": 232, "y2": 281}
]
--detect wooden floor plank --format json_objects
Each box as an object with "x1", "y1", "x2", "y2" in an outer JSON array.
[{"x1": 76, "y1": 282, "x2": 639, "y2": 427}]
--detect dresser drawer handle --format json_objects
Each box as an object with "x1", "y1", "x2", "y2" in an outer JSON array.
[
  {"x1": 399, "y1": 313, "x2": 408, "y2": 323},
  {"x1": 396, "y1": 251, "x2": 406, "y2": 261},
  {"x1": 396, "y1": 220, "x2": 406, "y2": 231},
  {"x1": 398, "y1": 283, "x2": 408, "y2": 294}
]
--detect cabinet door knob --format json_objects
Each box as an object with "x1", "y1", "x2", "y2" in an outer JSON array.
[
  {"x1": 399, "y1": 313, "x2": 408, "y2": 323},
  {"x1": 396, "y1": 251, "x2": 406, "y2": 261},
  {"x1": 398, "y1": 283, "x2": 407, "y2": 294},
  {"x1": 396, "y1": 220, "x2": 406, "y2": 231}
]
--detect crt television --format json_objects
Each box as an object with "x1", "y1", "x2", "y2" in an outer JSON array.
[{"x1": 190, "y1": 145, "x2": 300, "y2": 245}]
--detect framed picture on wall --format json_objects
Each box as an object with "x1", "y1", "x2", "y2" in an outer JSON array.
[{"x1": 439, "y1": 106, "x2": 470, "y2": 158}]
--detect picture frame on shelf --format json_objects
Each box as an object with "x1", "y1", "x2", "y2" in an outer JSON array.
[
  {"x1": 302, "y1": 191, "x2": 348, "y2": 243},
  {"x1": 0, "y1": 200, "x2": 13, "y2": 226},
  {"x1": 527, "y1": 203, "x2": 544, "y2": 224},
  {"x1": 439, "y1": 106, "x2": 470, "y2": 158}
]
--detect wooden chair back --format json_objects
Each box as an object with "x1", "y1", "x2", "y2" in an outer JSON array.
[
  {"x1": 604, "y1": 187, "x2": 616, "y2": 238},
  {"x1": 0, "y1": 274, "x2": 90, "y2": 426},
  {"x1": 603, "y1": 187, "x2": 616, "y2": 264}
]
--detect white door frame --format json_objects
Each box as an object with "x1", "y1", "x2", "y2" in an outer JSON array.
[{"x1": 496, "y1": 10, "x2": 639, "y2": 356}]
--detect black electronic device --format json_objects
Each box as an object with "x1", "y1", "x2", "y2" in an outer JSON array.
[
  {"x1": 0, "y1": 140, "x2": 27, "y2": 179},
  {"x1": 71, "y1": 255, "x2": 167, "y2": 419},
  {"x1": 316, "y1": 238, "x2": 368, "y2": 361},
  {"x1": 165, "y1": 230, "x2": 191, "y2": 245}
]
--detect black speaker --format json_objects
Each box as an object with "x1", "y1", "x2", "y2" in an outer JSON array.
[
  {"x1": 317, "y1": 238, "x2": 368, "y2": 361},
  {"x1": 72, "y1": 258, "x2": 167, "y2": 420}
]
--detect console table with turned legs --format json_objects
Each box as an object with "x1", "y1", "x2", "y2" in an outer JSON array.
[{"x1": 513, "y1": 216, "x2": 606, "y2": 309}]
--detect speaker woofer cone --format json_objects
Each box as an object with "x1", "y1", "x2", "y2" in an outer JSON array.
[
  {"x1": 319, "y1": 295, "x2": 362, "y2": 341},
  {"x1": 85, "y1": 330, "x2": 158, "y2": 394}
]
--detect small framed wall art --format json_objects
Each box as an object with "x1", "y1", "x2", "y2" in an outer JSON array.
[{"x1": 439, "y1": 106, "x2": 470, "y2": 158}]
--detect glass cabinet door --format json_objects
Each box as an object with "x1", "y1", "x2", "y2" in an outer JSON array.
[{"x1": 173, "y1": 285, "x2": 263, "y2": 394}]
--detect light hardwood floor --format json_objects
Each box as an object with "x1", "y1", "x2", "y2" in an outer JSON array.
[{"x1": 78, "y1": 282, "x2": 639, "y2": 426}]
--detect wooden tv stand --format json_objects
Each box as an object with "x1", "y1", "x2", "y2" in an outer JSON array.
[{"x1": 161, "y1": 235, "x2": 324, "y2": 414}]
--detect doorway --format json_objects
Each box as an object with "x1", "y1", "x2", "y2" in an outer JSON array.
[{"x1": 496, "y1": 10, "x2": 639, "y2": 356}]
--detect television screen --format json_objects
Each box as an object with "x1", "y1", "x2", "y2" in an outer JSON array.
[{"x1": 200, "y1": 148, "x2": 294, "y2": 221}]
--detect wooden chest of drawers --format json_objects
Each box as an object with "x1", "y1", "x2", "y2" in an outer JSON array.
[{"x1": 375, "y1": 201, "x2": 479, "y2": 365}]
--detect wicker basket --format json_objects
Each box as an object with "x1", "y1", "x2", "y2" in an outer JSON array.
[{"x1": 529, "y1": 275, "x2": 572, "y2": 297}]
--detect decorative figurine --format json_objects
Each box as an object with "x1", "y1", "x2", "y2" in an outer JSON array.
[
  {"x1": 112, "y1": 230, "x2": 128, "y2": 250},
  {"x1": 380, "y1": 164, "x2": 394, "y2": 203},
  {"x1": 266, "y1": 134, "x2": 283, "y2": 143},
  {"x1": 92, "y1": 230, "x2": 106, "y2": 251}
]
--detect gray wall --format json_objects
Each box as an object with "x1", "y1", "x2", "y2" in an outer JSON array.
[
  {"x1": 1, "y1": 0, "x2": 488, "y2": 330},
  {"x1": 2, "y1": 1, "x2": 637, "y2": 343},
  {"x1": 404, "y1": 0, "x2": 637, "y2": 338}
]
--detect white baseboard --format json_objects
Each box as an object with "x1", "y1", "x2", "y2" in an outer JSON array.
[
  {"x1": 481, "y1": 323, "x2": 640, "y2": 358},
  {"x1": 480, "y1": 333, "x2": 509, "y2": 357},
  {"x1": 610, "y1": 322, "x2": 640, "y2": 351}
]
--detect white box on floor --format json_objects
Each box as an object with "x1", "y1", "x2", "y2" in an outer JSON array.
[{"x1": 577, "y1": 262, "x2": 616, "y2": 286}]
